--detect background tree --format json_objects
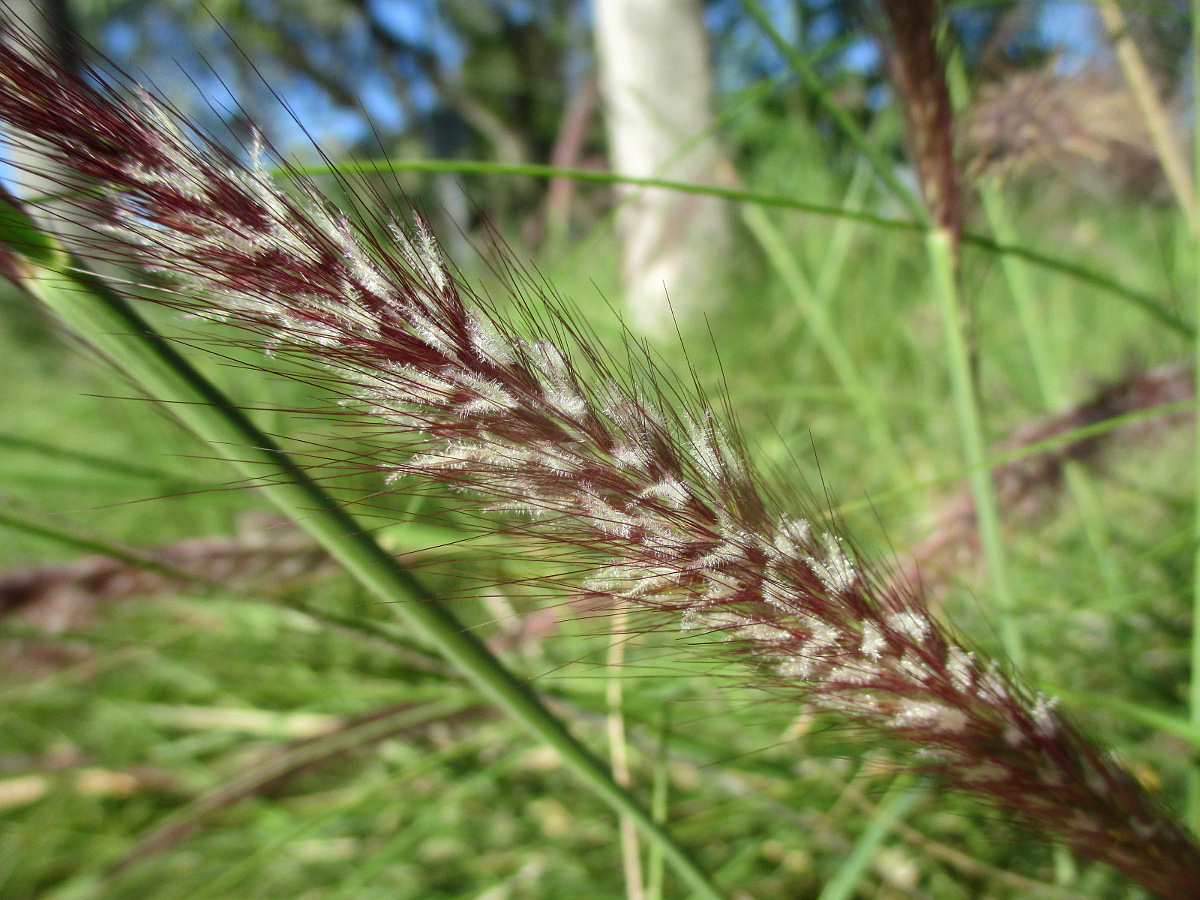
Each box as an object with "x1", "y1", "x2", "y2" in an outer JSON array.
[{"x1": 592, "y1": 0, "x2": 732, "y2": 337}]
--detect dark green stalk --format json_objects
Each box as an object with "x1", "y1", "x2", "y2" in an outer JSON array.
[{"x1": 1, "y1": 219, "x2": 724, "y2": 899}]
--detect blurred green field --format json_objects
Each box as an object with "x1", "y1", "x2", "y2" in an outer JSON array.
[{"x1": 2, "y1": 29, "x2": 1200, "y2": 900}]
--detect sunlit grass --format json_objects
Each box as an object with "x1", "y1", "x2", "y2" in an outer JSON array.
[{"x1": 1, "y1": 64, "x2": 1197, "y2": 900}]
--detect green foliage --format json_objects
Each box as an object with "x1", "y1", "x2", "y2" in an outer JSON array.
[{"x1": 2, "y1": 12, "x2": 1200, "y2": 900}]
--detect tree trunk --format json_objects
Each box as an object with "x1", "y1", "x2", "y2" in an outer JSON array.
[{"x1": 592, "y1": 0, "x2": 731, "y2": 338}]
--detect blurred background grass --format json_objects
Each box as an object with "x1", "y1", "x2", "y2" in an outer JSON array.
[{"x1": 2, "y1": 1, "x2": 1198, "y2": 897}]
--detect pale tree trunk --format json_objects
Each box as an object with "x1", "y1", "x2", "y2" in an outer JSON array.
[{"x1": 592, "y1": 0, "x2": 731, "y2": 338}]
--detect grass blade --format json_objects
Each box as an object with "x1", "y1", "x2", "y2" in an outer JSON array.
[
  {"x1": 927, "y1": 228, "x2": 1022, "y2": 668},
  {"x1": 1, "y1": 218, "x2": 725, "y2": 899}
]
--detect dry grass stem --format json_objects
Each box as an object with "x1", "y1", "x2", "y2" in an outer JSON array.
[
  {"x1": 961, "y1": 66, "x2": 1167, "y2": 196},
  {"x1": 1096, "y1": 0, "x2": 1196, "y2": 230},
  {"x1": 891, "y1": 361, "x2": 1195, "y2": 598},
  {"x1": 877, "y1": 0, "x2": 960, "y2": 236}
]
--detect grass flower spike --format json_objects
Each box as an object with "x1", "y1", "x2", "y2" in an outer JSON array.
[{"x1": 1, "y1": 15, "x2": 1198, "y2": 898}]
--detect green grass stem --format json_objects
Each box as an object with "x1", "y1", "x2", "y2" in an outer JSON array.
[
  {"x1": 606, "y1": 605, "x2": 644, "y2": 900},
  {"x1": 927, "y1": 228, "x2": 1023, "y2": 669},
  {"x1": 1099, "y1": 0, "x2": 1197, "y2": 231},
  {"x1": 977, "y1": 186, "x2": 1060, "y2": 399},
  {"x1": 27, "y1": 159, "x2": 1193, "y2": 337},
  {"x1": 816, "y1": 776, "x2": 921, "y2": 900},
  {"x1": 3, "y1": 226, "x2": 726, "y2": 899},
  {"x1": 281, "y1": 156, "x2": 1193, "y2": 338},
  {"x1": 1190, "y1": 0, "x2": 1200, "y2": 835},
  {"x1": 645, "y1": 708, "x2": 672, "y2": 900},
  {"x1": 978, "y1": 183, "x2": 1127, "y2": 605},
  {"x1": 737, "y1": 0, "x2": 926, "y2": 224},
  {"x1": 828, "y1": 397, "x2": 1193, "y2": 519},
  {"x1": 741, "y1": 203, "x2": 903, "y2": 482},
  {"x1": 813, "y1": 159, "x2": 871, "y2": 300},
  {"x1": 1050, "y1": 686, "x2": 1200, "y2": 749}
]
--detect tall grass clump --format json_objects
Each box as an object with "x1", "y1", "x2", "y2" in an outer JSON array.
[{"x1": 1, "y1": 5, "x2": 1200, "y2": 898}]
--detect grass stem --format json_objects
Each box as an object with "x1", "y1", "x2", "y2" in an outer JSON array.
[
  {"x1": 286, "y1": 155, "x2": 1195, "y2": 338},
  {"x1": 927, "y1": 227, "x2": 1023, "y2": 669},
  {"x1": 741, "y1": 202, "x2": 903, "y2": 483},
  {"x1": 1098, "y1": 0, "x2": 1197, "y2": 232},
  {"x1": 1189, "y1": 0, "x2": 1200, "y2": 835},
  {"x1": 7, "y1": 236, "x2": 725, "y2": 899},
  {"x1": 978, "y1": 183, "x2": 1126, "y2": 605},
  {"x1": 607, "y1": 605, "x2": 645, "y2": 900},
  {"x1": 738, "y1": 0, "x2": 927, "y2": 224},
  {"x1": 645, "y1": 708, "x2": 671, "y2": 900},
  {"x1": 817, "y1": 776, "x2": 920, "y2": 900}
]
